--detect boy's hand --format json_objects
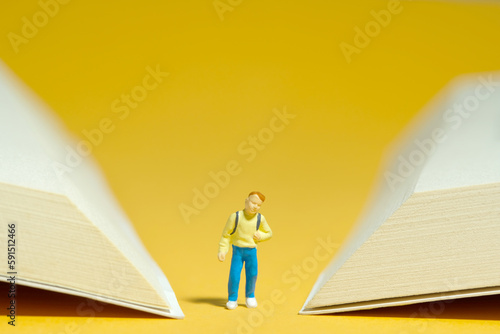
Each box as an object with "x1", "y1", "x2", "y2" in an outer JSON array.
[
  {"x1": 218, "y1": 252, "x2": 226, "y2": 262},
  {"x1": 253, "y1": 231, "x2": 261, "y2": 241}
]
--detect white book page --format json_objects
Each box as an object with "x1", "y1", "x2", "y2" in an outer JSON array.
[{"x1": 0, "y1": 61, "x2": 183, "y2": 318}]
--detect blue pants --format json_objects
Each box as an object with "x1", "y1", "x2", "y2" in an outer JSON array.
[{"x1": 228, "y1": 245, "x2": 258, "y2": 302}]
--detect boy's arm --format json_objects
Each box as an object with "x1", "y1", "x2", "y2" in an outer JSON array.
[
  {"x1": 218, "y1": 213, "x2": 236, "y2": 260},
  {"x1": 255, "y1": 215, "x2": 272, "y2": 242}
]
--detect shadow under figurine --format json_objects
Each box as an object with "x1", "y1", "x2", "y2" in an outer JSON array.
[{"x1": 218, "y1": 191, "x2": 273, "y2": 310}]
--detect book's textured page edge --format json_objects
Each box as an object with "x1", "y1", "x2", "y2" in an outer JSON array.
[
  {"x1": 0, "y1": 61, "x2": 183, "y2": 318},
  {"x1": 299, "y1": 286, "x2": 500, "y2": 315},
  {"x1": 0, "y1": 276, "x2": 183, "y2": 318},
  {"x1": 301, "y1": 71, "x2": 500, "y2": 313},
  {"x1": 300, "y1": 75, "x2": 457, "y2": 312}
]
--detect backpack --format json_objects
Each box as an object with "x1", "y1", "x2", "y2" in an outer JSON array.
[{"x1": 229, "y1": 211, "x2": 261, "y2": 235}]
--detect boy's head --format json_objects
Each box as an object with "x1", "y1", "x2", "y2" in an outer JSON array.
[{"x1": 244, "y1": 191, "x2": 265, "y2": 215}]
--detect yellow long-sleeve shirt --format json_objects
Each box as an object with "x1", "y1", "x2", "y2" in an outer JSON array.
[{"x1": 218, "y1": 210, "x2": 272, "y2": 254}]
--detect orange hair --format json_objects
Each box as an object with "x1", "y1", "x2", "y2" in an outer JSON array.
[{"x1": 248, "y1": 191, "x2": 266, "y2": 202}]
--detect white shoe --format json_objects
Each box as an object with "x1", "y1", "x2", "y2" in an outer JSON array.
[
  {"x1": 226, "y1": 301, "x2": 238, "y2": 310},
  {"x1": 246, "y1": 297, "x2": 258, "y2": 308}
]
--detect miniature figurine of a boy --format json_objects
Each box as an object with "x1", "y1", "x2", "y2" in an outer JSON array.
[{"x1": 218, "y1": 191, "x2": 273, "y2": 309}]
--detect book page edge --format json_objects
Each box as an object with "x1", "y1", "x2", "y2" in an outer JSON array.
[
  {"x1": 0, "y1": 276, "x2": 184, "y2": 319},
  {"x1": 299, "y1": 286, "x2": 500, "y2": 315}
]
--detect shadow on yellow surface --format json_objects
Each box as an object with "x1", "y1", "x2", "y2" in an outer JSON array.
[
  {"x1": 186, "y1": 297, "x2": 228, "y2": 308},
  {"x1": 0, "y1": 283, "x2": 166, "y2": 319},
  {"x1": 317, "y1": 295, "x2": 500, "y2": 321},
  {"x1": 4, "y1": 282, "x2": 499, "y2": 322}
]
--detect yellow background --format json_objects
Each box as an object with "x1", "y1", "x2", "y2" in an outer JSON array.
[{"x1": 1, "y1": 0, "x2": 500, "y2": 333}]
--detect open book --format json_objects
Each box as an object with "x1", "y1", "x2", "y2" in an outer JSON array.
[
  {"x1": 300, "y1": 72, "x2": 500, "y2": 315},
  {"x1": 0, "y1": 61, "x2": 183, "y2": 318}
]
